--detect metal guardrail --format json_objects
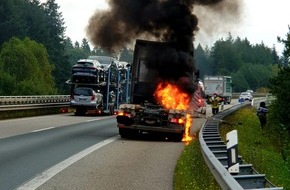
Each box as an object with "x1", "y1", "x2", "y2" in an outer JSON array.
[
  {"x1": 0, "y1": 95, "x2": 70, "y2": 112},
  {"x1": 199, "y1": 100, "x2": 283, "y2": 190},
  {"x1": 0, "y1": 102, "x2": 70, "y2": 111},
  {"x1": 0, "y1": 95, "x2": 70, "y2": 105},
  {"x1": 0, "y1": 93, "x2": 269, "y2": 105}
]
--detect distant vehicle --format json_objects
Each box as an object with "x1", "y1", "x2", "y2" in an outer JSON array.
[
  {"x1": 246, "y1": 89, "x2": 254, "y2": 94},
  {"x1": 239, "y1": 92, "x2": 253, "y2": 101},
  {"x1": 70, "y1": 87, "x2": 104, "y2": 115},
  {"x1": 204, "y1": 75, "x2": 233, "y2": 104}
]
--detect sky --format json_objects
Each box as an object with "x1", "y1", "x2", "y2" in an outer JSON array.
[{"x1": 48, "y1": 0, "x2": 290, "y2": 56}]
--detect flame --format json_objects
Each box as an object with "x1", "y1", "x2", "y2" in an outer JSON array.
[
  {"x1": 155, "y1": 82, "x2": 193, "y2": 142},
  {"x1": 183, "y1": 114, "x2": 193, "y2": 142},
  {"x1": 155, "y1": 82, "x2": 190, "y2": 110}
]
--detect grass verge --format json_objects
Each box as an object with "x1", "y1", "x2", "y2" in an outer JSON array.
[
  {"x1": 219, "y1": 105, "x2": 290, "y2": 189},
  {"x1": 174, "y1": 135, "x2": 221, "y2": 190},
  {"x1": 174, "y1": 105, "x2": 290, "y2": 189}
]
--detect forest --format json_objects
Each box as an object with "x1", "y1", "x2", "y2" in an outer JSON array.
[
  {"x1": 0, "y1": 0, "x2": 289, "y2": 133},
  {"x1": 0, "y1": 0, "x2": 284, "y2": 95}
]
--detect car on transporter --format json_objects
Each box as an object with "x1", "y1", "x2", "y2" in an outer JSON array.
[{"x1": 70, "y1": 86, "x2": 104, "y2": 115}]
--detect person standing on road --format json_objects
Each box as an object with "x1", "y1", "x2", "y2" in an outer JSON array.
[
  {"x1": 257, "y1": 101, "x2": 268, "y2": 129},
  {"x1": 209, "y1": 92, "x2": 220, "y2": 115}
]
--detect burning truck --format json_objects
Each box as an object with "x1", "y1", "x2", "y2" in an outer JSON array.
[
  {"x1": 86, "y1": 0, "x2": 241, "y2": 141},
  {"x1": 116, "y1": 39, "x2": 198, "y2": 142}
]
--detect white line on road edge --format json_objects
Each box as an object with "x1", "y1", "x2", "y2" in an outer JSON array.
[{"x1": 16, "y1": 135, "x2": 120, "y2": 190}]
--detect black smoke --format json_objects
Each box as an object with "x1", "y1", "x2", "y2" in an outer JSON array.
[
  {"x1": 86, "y1": 0, "x2": 241, "y2": 95},
  {"x1": 144, "y1": 44, "x2": 197, "y2": 94}
]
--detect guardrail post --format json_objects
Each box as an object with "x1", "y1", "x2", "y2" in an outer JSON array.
[{"x1": 226, "y1": 130, "x2": 239, "y2": 174}]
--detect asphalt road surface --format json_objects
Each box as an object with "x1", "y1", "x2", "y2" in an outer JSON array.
[{"x1": 0, "y1": 100, "x2": 238, "y2": 190}]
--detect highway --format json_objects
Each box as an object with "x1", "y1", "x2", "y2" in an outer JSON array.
[
  {"x1": 0, "y1": 115, "x2": 116, "y2": 190},
  {"x1": 0, "y1": 101, "x2": 238, "y2": 190}
]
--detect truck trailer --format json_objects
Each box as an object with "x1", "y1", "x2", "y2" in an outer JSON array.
[
  {"x1": 68, "y1": 57, "x2": 130, "y2": 115},
  {"x1": 204, "y1": 75, "x2": 233, "y2": 104}
]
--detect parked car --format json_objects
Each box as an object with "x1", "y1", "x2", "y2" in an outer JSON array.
[
  {"x1": 239, "y1": 92, "x2": 253, "y2": 101},
  {"x1": 70, "y1": 87, "x2": 103, "y2": 115}
]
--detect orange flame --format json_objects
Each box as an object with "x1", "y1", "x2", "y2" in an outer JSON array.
[
  {"x1": 155, "y1": 82, "x2": 193, "y2": 142},
  {"x1": 155, "y1": 82, "x2": 190, "y2": 110}
]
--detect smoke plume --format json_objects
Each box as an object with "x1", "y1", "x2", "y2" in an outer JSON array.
[
  {"x1": 86, "y1": 0, "x2": 243, "y2": 95},
  {"x1": 86, "y1": 0, "x2": 241, "y2": 53}
]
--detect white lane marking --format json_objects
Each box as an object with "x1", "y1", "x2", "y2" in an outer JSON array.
[
  {"x1": 29, "y1": 116, "x2": 115, "y2": 132},
  {"x1": 86, "y1": 118, "x2": 103, "y2": 122},
  {"x1": 16, "y1": 135, "x2": 119, "y2": 190},
  {"x1": 31, "y1": 127, "x2": 55, "y2": 133},
  {"x1": 86, "y1": 116, "x2": 116, "y2": 122}
]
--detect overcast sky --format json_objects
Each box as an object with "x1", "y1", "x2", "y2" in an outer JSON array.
[{"x1": 49, "y1": 0, "x2": 290, "y2": 55}]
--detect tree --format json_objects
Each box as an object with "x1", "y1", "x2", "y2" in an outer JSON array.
[
  {"x1": 203, "y1": 34, "x2": 281, "y2": 91},
  {"x1": 269, "y1": 26, "x2": 290, "y2": 163},
  {"x1": 119, "y1": 47, "x2": 133, "y2": 63},
  {"x1": 0, "y1": 0, "x2": 28, "y2": 46},
  {"x1": 269, "y1": 27, "x2": 290, "y2": 132},
  {"x1": 0, "y1": 0, "x2": 71, "y2": 93},
  {"x1": 81, "y1": 38, "x2": 91, "y2": 53},
  {"x1": 42, "y1": 0, "x2": 70, "y2": 93},
  {"x1": 209, "y1": 34, "x2": 243, "y2": 75},
  {"x1": 194, "y1": 44, "x2": 211, "y2": 79},
  {"x1": 64, "y1": 38, "x2": 92, "y2": 68},
  {"x1": 0, "y1": 37, "x2": 56, "y2": 95}
]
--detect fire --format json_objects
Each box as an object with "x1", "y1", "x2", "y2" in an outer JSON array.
[
  {"x1": 155, "y1": 82, "x2": 193, "y2": 142},
  {"x1": 184, "y1": 114, "x2": 193, "y2": 142},
  {"x1": 155, "y1": 82, "x2": 190, "y2": 110}
]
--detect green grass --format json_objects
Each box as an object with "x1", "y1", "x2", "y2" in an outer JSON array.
[
  {"x1": 174, "y1": 135, "x2": 221, "y2": 190},
  {"x1": 174, "y1": 105, "x2": 290, "y2": 190},
  {"x1": 219, "y1": 106, "x2": 290, "y2": 189}
]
